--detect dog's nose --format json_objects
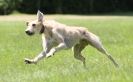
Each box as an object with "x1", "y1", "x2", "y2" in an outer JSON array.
[
  {"x1": 25, "y1": 31, "x2": 30, "y2": 34},
  {"x1": 25, "y1": 31, "x2": 34, "y2": 35}
]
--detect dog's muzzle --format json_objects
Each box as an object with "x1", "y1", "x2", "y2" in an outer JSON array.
[{"x1": 25, "y1": 31, "x2": 34, "y2": 36}]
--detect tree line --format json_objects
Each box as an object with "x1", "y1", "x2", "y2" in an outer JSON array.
[{"x1": 0, "y1": 0, "x2": 133, "y2": 15}]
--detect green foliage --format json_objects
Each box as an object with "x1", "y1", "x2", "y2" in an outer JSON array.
[
  {"x1": 0, "y1": 0, "x2": 133, "y2": 14},
  {"x1": 17, "y1": 0, "x2": 133, "y2": 14},
  {"x1": 17, "y1": 0, "x2": 38, "y2": 14},
  {"x1": 0, "y1": 0, "x2": 22, "y2": 15},
  {"x1": 0, "y1": 0, "x2": 12, "y2": 14}
]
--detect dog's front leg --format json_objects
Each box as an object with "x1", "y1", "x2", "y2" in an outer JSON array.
[
  {"x1": 46, "y1": 43, "x2": 67, "y2": 58},
  {"x1": 24, "y1": 51, "x2": 48, "y2": 64},
  {"x1": 25, "y1": 40, "x2": 52, "y2": 64}
]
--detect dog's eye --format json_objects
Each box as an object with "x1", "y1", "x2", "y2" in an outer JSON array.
[{"x1": 32, "y1": 24, "x2": 36, "y2": 27}]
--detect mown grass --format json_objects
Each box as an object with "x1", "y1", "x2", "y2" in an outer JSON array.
[{"x1": 0, "y1": 15, "x2": 133, "y2": 82}]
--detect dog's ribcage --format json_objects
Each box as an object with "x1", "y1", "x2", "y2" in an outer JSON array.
[{"x1": 43, "y1": 20, "x2": 87, "y2": 48}]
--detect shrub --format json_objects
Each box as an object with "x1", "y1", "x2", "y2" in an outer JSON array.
[{"x1": 0, "y1": 0, "x2": 22, "y2": 15}]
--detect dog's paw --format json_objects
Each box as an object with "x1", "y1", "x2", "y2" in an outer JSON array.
[
  {"x1": 46, "y1": 54, "x2": 53, "y2": 58},
  {"x1": 24, "y1": 58, "x2": 36, "y2": 64}
]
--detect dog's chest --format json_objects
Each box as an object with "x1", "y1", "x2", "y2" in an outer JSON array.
[
  {"x1": 45, "y1": 35, "x2": 60, "y2": 45},
  {"x1": 64, "y1": 37, "x2": 79, "y2": 48}
]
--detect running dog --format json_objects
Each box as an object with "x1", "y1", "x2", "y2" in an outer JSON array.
[{"x1": 24, "y1": 11, "x2": 118, "y2": 67}]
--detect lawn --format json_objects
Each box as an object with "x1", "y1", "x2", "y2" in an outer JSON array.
[{"x1": 0, "y1": 15, "x2": 133, "y2": 82}]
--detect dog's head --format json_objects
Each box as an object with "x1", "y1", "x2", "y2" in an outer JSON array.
[{"x1": 25, "y1": 11, "x2": 44, "y2": 36}]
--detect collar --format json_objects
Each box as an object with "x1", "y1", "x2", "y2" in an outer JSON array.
[{"x1": 40, "y1": 25, "x2": 45, "y2": 34}]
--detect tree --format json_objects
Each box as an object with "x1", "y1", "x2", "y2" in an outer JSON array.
[
  {"x1": 1, "y1": 0, "x2": 133, "y2": 15},
  {"x1": 0, "y1": 0, "x2": 22, "y2": 15}
]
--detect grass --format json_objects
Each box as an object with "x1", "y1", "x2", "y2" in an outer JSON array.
[{"x1": 0, "y1": 15, "x2": 133, "y2": 82}]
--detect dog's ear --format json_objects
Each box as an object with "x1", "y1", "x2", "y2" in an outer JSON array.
[{"x1": 37, "y1": 10, "x2": 44, "y2": 22}]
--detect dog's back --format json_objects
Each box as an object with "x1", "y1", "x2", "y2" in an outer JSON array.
[
  {"x1": 43, "y1": 20, "x2": 92, "y2": 46},
  {"x1": 44, "y1": 20, "x2": 90, "y2": 37}
]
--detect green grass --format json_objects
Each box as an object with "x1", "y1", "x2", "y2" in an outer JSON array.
[{"x1": 0, "y1": 15, "x2": 133, "y2": 82}]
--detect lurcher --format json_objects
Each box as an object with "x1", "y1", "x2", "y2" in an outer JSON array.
[{"x1": 24, "y1": 11, "x2": 119, "y2": 67}]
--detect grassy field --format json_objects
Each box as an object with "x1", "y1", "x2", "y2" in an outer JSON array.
[{"x1": 0, "y1": 15, "x2": 133, "y2": 82}]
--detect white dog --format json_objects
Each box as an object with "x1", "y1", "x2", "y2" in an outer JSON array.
[{"x1": 24, "y1": 11, "x2": 118, "y2": 67}]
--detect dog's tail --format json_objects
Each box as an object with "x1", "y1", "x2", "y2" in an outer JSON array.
[{"x1": 84, "y1": 32, "x2": 119, "y2": 67}]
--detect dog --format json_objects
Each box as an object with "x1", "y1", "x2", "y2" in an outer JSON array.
[{"x1": 24, "y1": 11, "x2": 119, "y2": 67}]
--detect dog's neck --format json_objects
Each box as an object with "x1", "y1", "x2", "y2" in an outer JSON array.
[{"x1": 41, "y1": 24, "x2": 53, "y2": 38}]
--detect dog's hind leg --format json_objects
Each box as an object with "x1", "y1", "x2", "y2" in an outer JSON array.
[
  {"x1": 73, "y1": 39, "x2": 88, "y2": 67},
  {"x1": 85, "y1": 33, "x2": 119, "y2": 67}
]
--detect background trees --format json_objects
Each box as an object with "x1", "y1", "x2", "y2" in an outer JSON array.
[
  {"x1": 0, "y1": 0, "x2": 22, "y2": 14},
  {"x1": 0, "y1": 0, "x2": 132, "y2": 15}
]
